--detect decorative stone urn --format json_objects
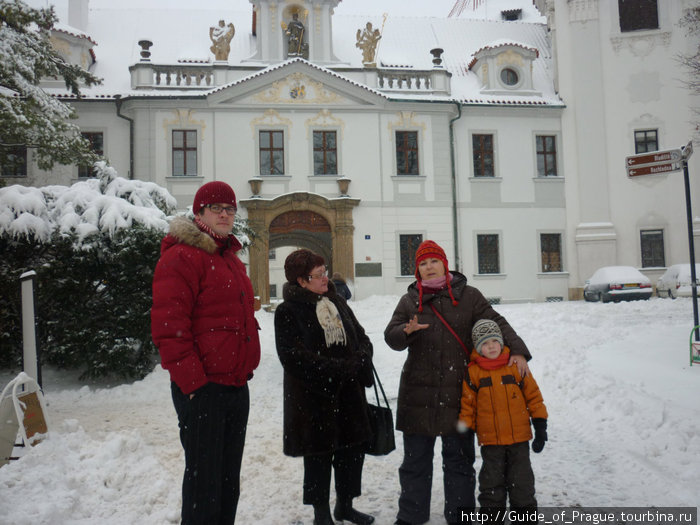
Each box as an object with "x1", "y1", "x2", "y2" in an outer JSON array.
[
  {"x1": 248, "y1": 177, "x2": 263, "y2": 197},
  {"x1": 430, "y1": 47, "x2": 444, "y2": 67},
  {"x1": 337, "y1": 177, "x2": 351, "y2": 197},
  {"x1": 138, "y1": 40, "x2": 153, "y2": 61}
]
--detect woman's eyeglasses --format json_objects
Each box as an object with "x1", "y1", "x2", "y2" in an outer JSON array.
[
  {"x1": 205, "y1": 204, "x2": 237, "y2": 215},
  {"x1": 307, "y1": 267, "x2": 328, "y2": 280}
]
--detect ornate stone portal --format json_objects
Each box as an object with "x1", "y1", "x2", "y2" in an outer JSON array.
[{"x1": 240, "y1": 192, "x2": 359, "y2": 303}]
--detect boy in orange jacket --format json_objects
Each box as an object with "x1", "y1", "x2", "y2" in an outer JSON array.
[{"x1": 458, "y1": 319, "x2": 548, "y2": 517}]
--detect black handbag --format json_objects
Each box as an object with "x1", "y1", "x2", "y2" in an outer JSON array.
[{"x1": 365, "y1": 364, "x2": 396, "y2": 456}]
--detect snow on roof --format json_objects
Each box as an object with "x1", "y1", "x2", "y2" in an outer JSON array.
[
  {"x1": 39, "y1": 0, "x2": 558, "y2": 106},
  {"x1": 51, "y1": 22, "x2": 97, "y2": 45}
]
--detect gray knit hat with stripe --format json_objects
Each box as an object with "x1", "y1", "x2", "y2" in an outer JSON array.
[{"x1": 472, "y1": 319, "x2": 503, "y2": 355}]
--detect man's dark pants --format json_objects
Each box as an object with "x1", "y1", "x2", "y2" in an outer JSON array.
[{"x1": 171, "y1": 381, "x2": 250, "y2": 525}]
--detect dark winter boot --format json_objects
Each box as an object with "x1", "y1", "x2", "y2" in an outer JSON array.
[
  {"x1": 314, "y1": 503, "x2": 336, "y2": 525},
  {"x1": 333, "y1": 496, "x2": 375, "y2": 525}
]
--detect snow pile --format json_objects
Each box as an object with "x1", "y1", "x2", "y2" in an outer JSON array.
[
  {"x1": 1, "y1": 296, "x2": 699, "y2": 523},
  {"x1": 0, "y1": 162, "x2": 176, "y2": 243}
]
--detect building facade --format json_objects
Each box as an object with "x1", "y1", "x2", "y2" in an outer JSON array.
[{"x1": 3, "y1": 0, "x2": 698, "y2": 304}]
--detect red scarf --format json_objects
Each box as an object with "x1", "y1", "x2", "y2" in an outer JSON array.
[{"x1": 471, "y1": 350, "x2": 510, "y2": 370}]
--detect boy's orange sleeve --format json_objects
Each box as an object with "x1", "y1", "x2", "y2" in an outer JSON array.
[{"x1": 459, "y1": 378, "x2": 477, "y2": 430}]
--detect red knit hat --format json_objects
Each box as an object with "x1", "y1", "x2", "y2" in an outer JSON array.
[
  {"x1": 193, "y1": 181, "x2": 237, "y2": 214},
  {"x1": 414, "y1": 240, "x2": 458, "y2": 311}
]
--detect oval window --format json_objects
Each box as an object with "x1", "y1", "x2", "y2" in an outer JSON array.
[{"x1": 500, "y1": 68, "x2": 519, "y2": 86}]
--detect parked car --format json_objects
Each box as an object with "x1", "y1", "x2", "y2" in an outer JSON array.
[
  {"x1": 583, "y1": 266, "x2": 653, "y2": 303},
  {"x1": 656, "y1": 264, "x2": 700, "y2": 298}
]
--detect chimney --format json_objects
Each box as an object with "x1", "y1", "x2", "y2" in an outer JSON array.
[{"x1": 68, "y1": 0, "x2": 89, "y2": 31}]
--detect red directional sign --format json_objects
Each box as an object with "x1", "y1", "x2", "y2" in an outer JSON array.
[
  {"x1": 627, "y1": 162, "x2": 681, "y2": 177},
  {"x1": 626, "y1": 149, "x2": 682, "y2": 167}
]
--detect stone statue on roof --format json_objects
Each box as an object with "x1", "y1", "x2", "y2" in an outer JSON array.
[
  {"x1": 356, "y1": 21, "x2": 382, "y2": 67},
  {"x1": 209, "y1": 19, "x2": 235, "y2": 61},
  {"x1": 282, "y1": 12, "x2": 308, "y2": 59}
]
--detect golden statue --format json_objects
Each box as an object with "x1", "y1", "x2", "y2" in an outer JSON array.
[
  {"x1": 209, "y1": 19, "x2": 235, "y2": 61},
  {"x1": 356, "y1": 20, "x2": 384, "y2": 67}
]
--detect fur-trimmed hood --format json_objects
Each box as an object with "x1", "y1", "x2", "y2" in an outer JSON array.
[{"x1": 161, "y1": 216, "x2": 242, "y2": 255}]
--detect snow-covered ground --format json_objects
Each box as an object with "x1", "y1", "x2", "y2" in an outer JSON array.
[{"x1": 1, "y1": 295, "x2": 699, "y2": 524}]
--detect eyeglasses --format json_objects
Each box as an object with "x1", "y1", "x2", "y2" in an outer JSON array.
[
  {"x1": 307, "y1": 267, "x2": 328, "y2": 280},
  {"x1": 205, "y1": 204, "x2": 237, "y2": 215}
]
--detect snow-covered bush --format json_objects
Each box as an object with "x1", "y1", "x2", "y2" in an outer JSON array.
[
  {"x1": 1, "y1": 164, "x2": 255, "y2": 378},
  {"x1": 1, "y1": 163, "x2": 256, "y2": 379}
]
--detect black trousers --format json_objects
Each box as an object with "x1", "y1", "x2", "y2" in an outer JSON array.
[
  {"x1": 171, "y1": 382, "x2": 250, "y2": 525},
  {"x1": 478, "y1": 441, "x2": 536, "y2": 512},
  {"x1": 302, "y1": 445, "x2": 365, "y2": 505},
  {"x1": 397, "y1": 432, "x2": 476, "y2": 524}
]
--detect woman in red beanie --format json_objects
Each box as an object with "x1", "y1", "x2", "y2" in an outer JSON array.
[
  {"x1": 151, "y1": 181, "x2": 260, "y2": 525},
  {"x1": 384, "y1": 240, "x2": 531, "y2": 525}
]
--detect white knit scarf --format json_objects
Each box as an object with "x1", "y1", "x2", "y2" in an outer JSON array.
[{"x1": 316, "y1": 297, "x2": 347, "y2": 347}]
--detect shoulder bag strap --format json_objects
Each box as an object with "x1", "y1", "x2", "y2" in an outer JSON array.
[
  {"x1": 371, "y1": 363, "x2": 391, "y2": 409},
  {"x1": 429, "y1": 303, "x2": 470, "y2": 358}
]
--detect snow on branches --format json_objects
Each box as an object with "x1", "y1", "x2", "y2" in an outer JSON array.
[{"x1": 0, "y1": 162, "x2": 177, "y2": 245}]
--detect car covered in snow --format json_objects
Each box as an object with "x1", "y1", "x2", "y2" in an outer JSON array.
[
  {"x1": 656, "y1": 263, "x2": 700, "y2": 298},
  {"x1": 583, "y1": 266, "x2": 653, "y2": 303}
]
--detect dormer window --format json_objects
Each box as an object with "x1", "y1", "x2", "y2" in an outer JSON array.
[
  {"x1": 469, "y1": 41, "x2": 540, "y2": 96},
  {"x1": 500, "y1": 68, "x2": 519, "y2": 86}
]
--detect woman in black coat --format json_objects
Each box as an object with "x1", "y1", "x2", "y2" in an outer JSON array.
[{"x1": 274, "y1": 249, "x2": 375, "y2": 525}]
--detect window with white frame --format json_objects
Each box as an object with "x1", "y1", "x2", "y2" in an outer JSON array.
[
  {"x1": 477, "y1": 234, "x2": 500, "y2": 274},
  {"x1": 540, "y1": 233, "x2": 562, "y2": 272},
  {"x1": 618, "y1": 0, "x2": 658, "y2": 32},
  {"x1": 640, "y1": 229, "x2": 665, "y2": 267},
  {"x1": 399, "y1": 234, "x2": 423, "y2": 276},
  {"x1": 172, "y1": 130, "x2": 197, "y2": 176},
  {"x1": 79, "y1": 132, "x2": 104, "y2": 178},
  {"x1": 536, "y1": 135, "x2": 557, "y2": 177},
  {"x1": 1, "y1": 145, "x2": 27, "y2": 177},
  {"x1": 634, "y1": 129, "x2": 658, "y2": 154},
  {"x1": 396, "y1": 131, "x2": 419, "y2": 175},
  {"x1": 472, "y1": 134, "x2": 495, "y2": 177},
  {"x1": 313, "y1": 130, "x2": 337, "y2": 175},
  {"x1": 259, "y1": 130, "x2": 284, "y2": 175}
]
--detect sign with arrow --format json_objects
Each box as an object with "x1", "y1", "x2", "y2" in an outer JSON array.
[{"x1": 625, "y1": 148, "x2": 683, "y2": 177}]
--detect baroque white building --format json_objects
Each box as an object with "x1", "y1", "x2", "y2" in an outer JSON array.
[{"x1": 3, "y1": 0, "x2": 699, "y2": 304}]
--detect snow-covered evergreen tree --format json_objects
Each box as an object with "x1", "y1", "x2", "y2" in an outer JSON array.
[{"x1": 0, "y1": 0, "x2": 102, "y2": 170}]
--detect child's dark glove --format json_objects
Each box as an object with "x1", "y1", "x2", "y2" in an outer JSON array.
[{"x1": 531, "y1": 418, "x2": 547, "y2": 453}]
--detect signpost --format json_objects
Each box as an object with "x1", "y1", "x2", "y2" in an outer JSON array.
[
  {"x1": 627, "y1": 163, "x2": 681, "y2": 177},
  {"x1": 625, "y1": 148, "x2": 682, "y2": 177},
  {"x1": 627, "y1": 142, "x2": 698, "y2": 362}
]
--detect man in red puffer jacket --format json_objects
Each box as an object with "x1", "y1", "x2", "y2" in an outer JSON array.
[{"x1": 151, "y1": 181, "x2": 260, "y2": 525}]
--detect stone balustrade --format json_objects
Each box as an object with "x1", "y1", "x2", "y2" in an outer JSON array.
[{"x1": 378, "y1": 70, "x2": 433, "y2": 91}]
